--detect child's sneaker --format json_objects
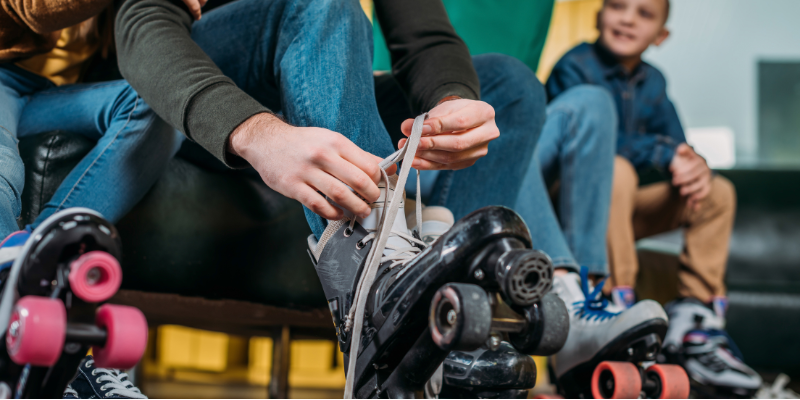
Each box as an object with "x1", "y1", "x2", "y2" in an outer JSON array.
[
  {"x1": 69, "y1": 356, "x2": 147, "y2": 399},
  {"x1": 611, "y1": 285, "x2": 636, "y2": 309},
  {"x1": 0, "y1": 230, "x2": 30, "y2": 273},
  {"x1": 663, "y1": 297, "x2": 761, "y2": 397},
  {"x1": 550, "y1": 268, "x2": 668, "y2": 396},
  {"x1": 62, "y1": 385, "x2": 79, "y2": 399}
]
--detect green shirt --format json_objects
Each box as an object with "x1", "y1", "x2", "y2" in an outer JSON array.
[{"x1": 373, "y1": 0, "x2": 555, "y2": 72}]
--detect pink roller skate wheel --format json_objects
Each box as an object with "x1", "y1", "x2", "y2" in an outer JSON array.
[
  {"x1": 68, "y1": 251, "x2": 122, "y2": 303},
  {"x1": 92, "y1": 304, "x2": 148, "y2": 369},
  {"x1": 6, "y1": 296, "x2": 66, "y2": 366}
]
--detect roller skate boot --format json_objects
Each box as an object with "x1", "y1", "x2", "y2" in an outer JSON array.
[
  {"x1": 550, "y1": 268, "x2": 689, "y2": 399},
  {"x1": 662, "y1": 297, "x2": 760, "y2": 398},
  {"x1": 309, "y1": 115, "x2": 568, "y2": 398},
  {"x1": 0, "y1": 208, "x2": 149, "y2": 398}
]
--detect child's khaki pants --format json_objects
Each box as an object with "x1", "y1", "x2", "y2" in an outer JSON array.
[{"x1": 605, "y1": 156, "x2": 736, "y2": 302}]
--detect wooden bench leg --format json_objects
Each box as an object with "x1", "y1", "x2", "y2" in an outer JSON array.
[{"x1": 269, "y1": 325, "x2": 291, "y2": 399}]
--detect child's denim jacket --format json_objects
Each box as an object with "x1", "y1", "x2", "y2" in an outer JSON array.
[{"x1": 546, "y1": 41, "x2": 686, "y2": 172}]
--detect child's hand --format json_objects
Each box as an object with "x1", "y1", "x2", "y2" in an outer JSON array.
[
  {"x1": 397, "y1": 99, "x2": 499, "y2": 170},
  {"x1": 670, "y1": 143, "x2": 712, "y2": 211}
]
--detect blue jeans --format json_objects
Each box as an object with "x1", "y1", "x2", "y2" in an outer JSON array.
[
  {"x1": 0, "y1": 65, "x2": 181, "y2": 238},
  {"x1": 398, "y1": 59, "x2": 612, "y2": 272},
  {"x1": 190, "y1": 0, "x2": 394, "y2": 237},
  {"x1": 523, "y1": 85, "x2": 618, "y2": 274}
]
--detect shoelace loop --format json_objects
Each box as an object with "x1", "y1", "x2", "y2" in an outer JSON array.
[
  {"x1": 573, "y1": 267, "x2": 618, "y2": 322},
  {"x1": 85, "y1": 358, "x2": 147, "y2": 399}
]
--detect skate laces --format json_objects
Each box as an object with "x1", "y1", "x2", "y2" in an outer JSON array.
[
  {"x1": 343, "y1": 113, "x2": 428, "y2": 399},
  {"x1": 342, "y1": 191, "x2": 426, "y2": 274},
  {"x1": 85, "y1": 358, "x2": 147, "y2": 399},
  {"x1": 574, "y1": 267, "x2": 619, "y2": 322}
]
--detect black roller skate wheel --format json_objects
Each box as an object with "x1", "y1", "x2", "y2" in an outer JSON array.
[
  {"x1": 509, "y1": 292, "x2": 569, "y2": 356},
  {"x1": 496, "y1": 249, "x2": 552, "y2": 306},
  {"x1": 429, "y1": 283, "x2": 492, "y2": 351}
]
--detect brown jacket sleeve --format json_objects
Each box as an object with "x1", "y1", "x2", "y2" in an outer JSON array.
[{"x1": 1, "y1": 0, "x2": 111, "y2": 34}]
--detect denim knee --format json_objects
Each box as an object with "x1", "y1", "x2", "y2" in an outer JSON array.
[
  {"x1": 552, "y1": 84, "x2": 616, "y2": 131},
  {"x1": 473, "y1": 53, "x2": 546, "y2": 111},
  {"x1": 0, "y1": 134, "x2": 24, "y2": 217},
  {"x1": 299, "y1": 0, "x2": 370, "y2": 31}
]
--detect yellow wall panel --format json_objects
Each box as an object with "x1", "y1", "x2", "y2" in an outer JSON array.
[
  {"x1": 157, "y1": 325, "x2": 229, "y2": 372},
  {"x1": 537, "y1": 0, "x2": 603, "y2": 82},
  {"x1": 247, "y1": 337, "x2": 273, "y2": 386},
  {"x1": 288, "y1": 340, "x2": 346, "y2": 389}
]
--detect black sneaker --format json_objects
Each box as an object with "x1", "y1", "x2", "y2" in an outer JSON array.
[
  {"x1": 69, "y1": 356, "x2": 147, "y2": 399},
  {"x1": 63, "y1": 385, "x2": 79, "y2": 399}
]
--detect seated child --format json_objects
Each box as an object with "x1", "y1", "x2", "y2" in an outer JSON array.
[{"x1": 546, "y1": 0, "x2": 762, "y2": 395}]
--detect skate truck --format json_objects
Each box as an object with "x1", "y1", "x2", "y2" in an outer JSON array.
[
  {"x1": 0, "y1": 208, "x2": 148, "y2": 398},
  {"x1": 309, "y1": 114, "x2": 572, "y2": 399}
]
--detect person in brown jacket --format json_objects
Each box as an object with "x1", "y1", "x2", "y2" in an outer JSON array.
[
  {"x1": 0, "y1": 2, "x2": 187, "y2": 397},
  {"x1": 0, "y1": 0, "x2": 182, "y2": 247}
]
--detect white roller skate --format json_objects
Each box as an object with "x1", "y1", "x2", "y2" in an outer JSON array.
[{"x1": 663, "y1": 297, "x2": 761, "y2": 398}]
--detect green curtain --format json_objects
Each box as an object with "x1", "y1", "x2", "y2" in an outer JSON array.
[{"x1": 372, "y1": 0, "x2": 555, "y2": 72}]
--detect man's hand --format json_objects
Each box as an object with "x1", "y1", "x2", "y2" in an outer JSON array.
[
  {"x1": 670, "y1": 143, "x2": 712, "y2": 211},
  {"x1": 397, "y1": 99, "x2": 499, "y2": 170},
  {"x1": 229, "y1": 113, "x2": 388, "y2": 220},
  {"x1": 180, "y1": 0, "x2": 207, "y2": 20}
]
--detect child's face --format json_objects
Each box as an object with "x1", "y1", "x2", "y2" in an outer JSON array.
[{"x1": 597, "y1": 0, "x2": 670, "y2": 59}]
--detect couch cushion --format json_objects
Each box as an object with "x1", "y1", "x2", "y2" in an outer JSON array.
[{"x1": 19, "y1": 132, "x2": 326, "y2": 311}]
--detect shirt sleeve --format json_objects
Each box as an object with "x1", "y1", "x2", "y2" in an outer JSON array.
[
  {"x1": 373, "y1": 0, "x2": 479, "y2": 113},
  {"x1": 620, "y1": 92, "x2": 685, "y2": 172},
  {"x1": 3, "y1": 0, "x2": 112, "y2": 34},
  {"x1": 115, "y1": 0, "x2": 269, "y2": 168},
  {"x1": 544, "y1": 56, "x2": 587, "y2": 102}
]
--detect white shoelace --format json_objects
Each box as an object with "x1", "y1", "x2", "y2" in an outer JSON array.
[
  {"x1": 342, "y1": 113, "x2": 427, "y2": 399},
  {"x1": 63, "y1": 385, "x2": 79, "y2": 398},
  {"x1": 86, "y1": 358, "x2": 147, "y2": 399}
]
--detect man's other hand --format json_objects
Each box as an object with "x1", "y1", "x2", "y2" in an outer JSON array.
[
  {"x1": 181, "y1": 0, "x2": 207, "y2": 20},
  {"x1": 397, "y1": 99, "x2": 499, "y2": 170},
  {"x1": 670, "y1": 143, "x2": 712, "y2": 211},
  {"x1": 229, "y1": 113, "x2": 388, "y2": 220}
]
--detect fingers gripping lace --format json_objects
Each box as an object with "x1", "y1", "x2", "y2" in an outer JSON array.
[{"x1": 343, "y1": 113, "x2": 427, "y2": 399}]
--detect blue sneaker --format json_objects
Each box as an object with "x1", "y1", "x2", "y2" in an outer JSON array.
[{"x1": 0, "y1": 230, "x2": 31, "y2": 273}]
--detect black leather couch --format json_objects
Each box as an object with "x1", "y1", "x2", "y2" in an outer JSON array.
[{"x1": 19, "y1": 132, "x2": 330, "y2": 397}]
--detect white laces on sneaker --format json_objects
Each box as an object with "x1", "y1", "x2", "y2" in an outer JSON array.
[
  {"x1": 342, "y1": 113, "x2": 427, "y2": 399},
  {"x1": 86, "y1": 358, "x2": 147, "y2": 399},
  {"x1": 63, "y1": 384, "x2": 79, "y2": 398}
]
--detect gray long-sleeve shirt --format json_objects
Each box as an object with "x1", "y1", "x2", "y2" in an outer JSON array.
[{"x1": 115, "y1": 0, "x2": 479, "y2": 167}]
